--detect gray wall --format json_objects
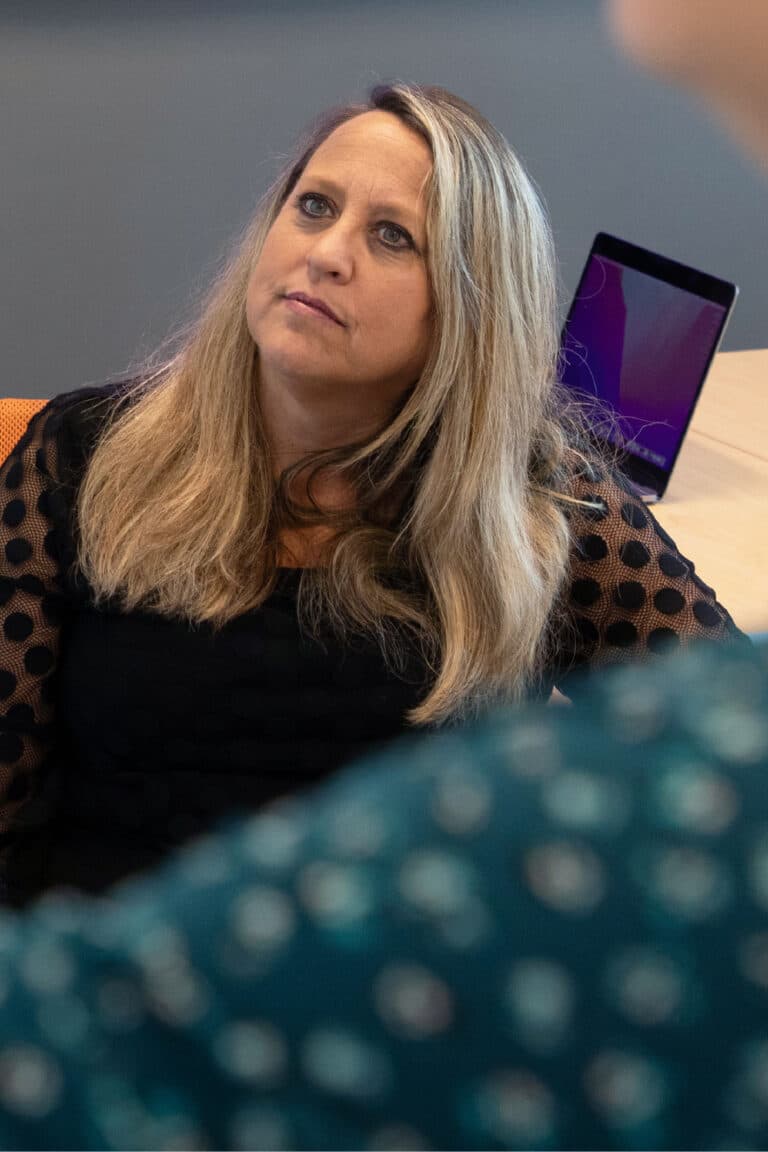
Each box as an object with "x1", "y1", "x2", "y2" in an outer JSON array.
[{"x1": 3, "y1": 0, "x2": 766, "y2": 398}]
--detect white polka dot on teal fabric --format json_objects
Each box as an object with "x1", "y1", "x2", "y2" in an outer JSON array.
[
  {"x1": 410, "y1": 733, "x2": 478, "y2": 779},
  {"x1": 749, "y1": 833, "x2": 768, "y2": 913},
  {"x1": 174, "y1": 835, "x2": 236, "y2": 888},
  {"x1": 366, "y1": 1122, "x2": 430, "y2": 1150},
  {"x1": 374, "y1": 963, "x2": 455, "y2": 1039},
  {"x1": 585, "y1": 1049, "x2": 667, "y2": 1129},
  {"x1": 604, "y1": 948, "x2": 685, "y2": 1027},
  {"x1": 0, "y1": 1045, "x2": 63, "y2": 1118},
  {"x1": 504, "y1": 959, "x2": 575, "y2": 1052},
  {"x1": 501, "y1": 721, "x2": 562, "y2": 778},
  {"x1": 298, "y1": 861, "x2": 375, "y2": 926},
  {"x1": 430, "y1": 769, "x2": 491, "y2": 836},
  {"x1": 542, "y1": 770, "x2": 630, "y2": 832},
  {"x1": 324, "y1": 803, "x2": 389, "y2": 860},
  {"x1": 229, "y1": 1105, "x2": 293, "y2": 1151},
  {"x1": 525, "y1": 840, "x2": 607, "y2": 914},
  {"x1": 213, "y1": 1020, "x2": 288, "y2": 1086},
  {"x1": 646, "y1": 846, "x2": 732, "y2": 921},
  {"x1": 697, "y1": 704, "x2": 768, "y2": 764},
  {"x1": 301, "y1": 1028, "x2": 392, "y2": 1101},
  {"x1": 398, "y1": 849, "x2": 476, "y2": 918},
  {"x1": 604, "y1": 674, "x2": 667, "y2": 742},
  {"x1": 143, "y1": 962, "x2": 209, "y2": 1027},
  {"x1": 125, "y1": 923, "x2": 210, "y2": 1028},
  {"x1": 19, "y1": 940, "x2": 75, "y2": 995},
  {"x1": 466, "y1": 1069, "x2": 557, "y2": 1145},
  {"x1": 229, "y1": 885, "x2": 296, "y2": 956},
  {"x1": 739, "y1": 934, "x2": 768, "y2": 991},
  {"x1": 127, "y1": 923, "x2": 188, "y2": 969},
  {"x1": 724, "y1": 1040, "x2": 768, "y2": 1133},
  {"x1": 239, "y1": 810, "x2": 305, "y2": 871},
  {"x1": 655, "y1": 764, "x2": 739, "y2": 835}
]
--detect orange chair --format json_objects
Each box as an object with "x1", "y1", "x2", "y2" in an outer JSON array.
[{"x1": 0, "y1": 398, "x2": 48, "y2": 463}]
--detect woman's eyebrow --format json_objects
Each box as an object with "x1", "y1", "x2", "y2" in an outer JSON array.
[{"x1": 299, "y1": 175, "x2": 420, "y2": 225}]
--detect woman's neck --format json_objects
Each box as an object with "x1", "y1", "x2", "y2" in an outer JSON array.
[{"x1": 276, "y1": 524, "x2": 336, "y2": 568}]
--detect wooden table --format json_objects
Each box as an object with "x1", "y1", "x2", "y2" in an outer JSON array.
[{"x1": 652, "y1": 348, "x2": 767, "y2": 634}]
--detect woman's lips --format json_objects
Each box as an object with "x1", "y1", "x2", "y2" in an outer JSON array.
[{"x1": 284, "y1": 297, "x2": 342, "y2": 325}]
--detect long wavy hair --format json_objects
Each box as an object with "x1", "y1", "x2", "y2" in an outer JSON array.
[{"x1": 75, "y1": 81, "x2": 593, "y2": 726}]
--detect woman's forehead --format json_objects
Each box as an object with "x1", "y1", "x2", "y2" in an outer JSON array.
[
  {"x1": 308, "y1": 112, "x2": 431, "y2": 182},
  {"x1": 301, "y1": 118, "x2": 432, "y2": 222}
]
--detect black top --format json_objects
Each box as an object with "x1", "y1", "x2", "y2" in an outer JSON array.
[{"x1": 0, "y1": 383, "x2": 744, "y2": 905}]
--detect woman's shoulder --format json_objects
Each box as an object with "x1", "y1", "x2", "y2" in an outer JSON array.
[
  {"x1": 45, "y1": 377, "x2": 136, "y2": 425},
  {"x1": 39, "y1": 377, "x2": 141, "y2": 482}
]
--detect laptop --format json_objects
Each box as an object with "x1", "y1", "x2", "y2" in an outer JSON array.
[{"x1": 557, "y1": 232, "x2": 738, "y2": 501}]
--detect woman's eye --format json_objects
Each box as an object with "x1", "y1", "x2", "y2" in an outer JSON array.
[
  {"x1": 379, "y1": 223, "x2": 408, "y2": 248},
  {"x1": 294, "y1": 193, "x2": 412, "y2": 250},
  {"x1": 298, "y1": 194, "x2": 327, "y2": 217}
]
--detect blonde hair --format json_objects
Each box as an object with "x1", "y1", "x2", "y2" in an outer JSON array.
[{"x1": 75, "y1": 81, "x2": 591, "y2": 727}]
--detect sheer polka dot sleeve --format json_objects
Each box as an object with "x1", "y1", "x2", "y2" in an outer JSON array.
[
  {"x1": 0, "y1": 402, "x2": 69, "y2": 904},
  {"x1": 554, "y1": 465, "x2": 746, "y2": 683}
]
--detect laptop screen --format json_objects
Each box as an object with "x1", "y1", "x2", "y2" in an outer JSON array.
[
  {"x1": 558, "y1": 252, "x2": 730, "y2": 474},
  {"x1": 559, "y1": 235, "x2": 736, "y2": 499}
]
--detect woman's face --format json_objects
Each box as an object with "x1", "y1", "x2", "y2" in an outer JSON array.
[{"x1": 246, "y1": 110, "x2": 434, "y2": 420}]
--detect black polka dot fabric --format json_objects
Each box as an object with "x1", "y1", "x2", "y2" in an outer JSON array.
[
  {"x1": 561, "y1": 470, "x2": 743, "y2": 674},
  {"x1": 0, "y1": 408, "x2": 63, "y2": 737},
  {"x1": 0, "y1": 401, "x2": 66, "y2": 900}
]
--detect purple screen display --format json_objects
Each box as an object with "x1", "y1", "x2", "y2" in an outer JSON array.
[{"x1": 558, "y1": 255, "x2": 726, "y2": 468}]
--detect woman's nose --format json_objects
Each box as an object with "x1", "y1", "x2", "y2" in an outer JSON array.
[{"x1": 306, "y1": 228, "x2": 355, "y2": 274}]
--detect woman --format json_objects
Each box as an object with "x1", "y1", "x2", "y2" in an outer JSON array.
[{"x1": 0, "y1": 82, "x2": 740, "y2": 906}]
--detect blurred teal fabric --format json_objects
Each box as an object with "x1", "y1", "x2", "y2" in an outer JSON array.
[{"x1": 0, "y1": 638, "x2": 765, "y2": 1150}]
